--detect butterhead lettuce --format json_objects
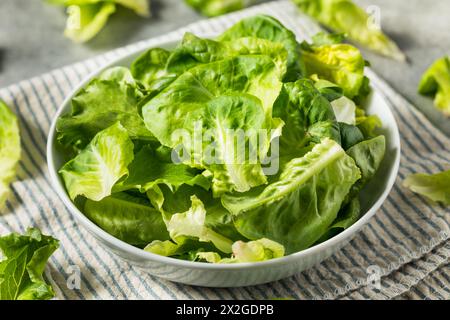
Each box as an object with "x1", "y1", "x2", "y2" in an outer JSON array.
[{"x1": 57, "y1": 15, "x2": 386, "y2": 263}]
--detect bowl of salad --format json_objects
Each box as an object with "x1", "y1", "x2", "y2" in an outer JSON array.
[{"x1": 47, "y1": 15, "x2": 400, "y2": 287}]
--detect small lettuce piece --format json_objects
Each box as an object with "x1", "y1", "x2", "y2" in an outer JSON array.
[
  {"x1": 0, "y1": 100, "x2": 21, "y2": 208},
  {"x1": 59, "y1": 123, "x2": 134, "y2": 201},
  {"x1": 184, "y1": 0, "x2": 255, "y2": 17},
  {"x1": 56, "y1": 67, "x2": 153, "y2": 151},
  {"x1": 293, "y1": 0, "x2": 405, "y2": 61},
  {"x1": 64, "y1": 2, "x2": 116, "y2": 43},
  {"x1": 403, "y1": 170, "x2": 450, "y2": 205},
  {"x1": 84, "y1": 192, "x2": 170, "y2": 247},
  {"x1": 0, "y1": 228, "x2": 59, "y2": 300},
  {"x1": 222, "y1": 138, "x2": 361, "y2": 254},
  {"x1": 165, "y1": 195, "x2": 233, "y2": 253},
  {"x1": 312, "y1": 77, "x2": 344, "y2": 101},
  {"x1": 301, "y1": 40, "x2": 368, "y2": 98},
  {"x1": 196, "y1": 238, "x2": 285, "y2": 263},
  {"x1": 115, "y1": 145, "x2": 211, "y2": 192},
  {"x1": 48, "y1": 0, "x2": 150, "y2": 16},
  {"x1": 218, "y1": 15, "x2": 306, "y2": 81},
  {"x1": 418, "y1": 56, "x2": 450, "y2": 116}
]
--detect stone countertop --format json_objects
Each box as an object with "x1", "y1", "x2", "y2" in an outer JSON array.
[{"x1": 0, "y1": 0, "x2": 449, "y2": 134}]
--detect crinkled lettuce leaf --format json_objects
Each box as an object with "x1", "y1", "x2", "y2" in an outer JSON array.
[
  {"x1": 293, "y1": 0, "x2": 405, "y2": 61},
  {"x1": 167, "y1": 32, "x2": 288, "y2": 77},
  {"x1": 84, "y1": 192, "x2": 170, "y2": 247},
  {"x1": 56, "y1": 67, "x2": 153, "y2": 151},
  {"x1": 0, "y1": 228, "x2": 59, "y2": 300},
  {"x1": 184, "y1": 0, "x2": 255, "y2": 17},
  {"x1": 218, "y1": 15, "x2": 306, "y2": 81},
  {"x1": 403, "y1": 170, "x2": 450, "y2": 205},
  {"x1": 0, "y1": 100, "x2": 21, "y2": 208},
  {"x1": 222, "y1": 138, "x2": 361, "y2": 254},
  {"x1": 131, "y1": 48, "x2": 172, "y2": 88},
  {"x1": 418, "y1": 56, "x2": 450, "y2": 116},
  {"x1": 59, "y1": 122, "x2": 134, "y2": 201}
]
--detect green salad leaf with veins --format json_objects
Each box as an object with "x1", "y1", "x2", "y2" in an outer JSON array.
[
  {"x1": 0, "y1": 228, "x2": 59, "y2": 300},
  {"x1": 57, "y1": 15, "x2": 387, "y2": 263}
]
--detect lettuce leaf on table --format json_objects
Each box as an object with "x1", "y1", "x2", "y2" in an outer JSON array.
[
  {"x1": 418, "y1": 56, "x2": 450, "y2": 116},
  {"x1": 0, "y1": 228, "x2": 59, "y2": 300},
  {"x1": 222, "y1": 139, "x2": 361, "y2": 254},
  {"x1": 46, "y1": 0, "x2": 150, "y2": 43},
  {"x1": 293, "y1": 0, "x2": 405, "y2": 61},
  {"x1": 184, "y1": 0, "x2": 256, "y2": 17},
  {"x1": 0, "y1": 100, "x2": 21, "y2": 208}
]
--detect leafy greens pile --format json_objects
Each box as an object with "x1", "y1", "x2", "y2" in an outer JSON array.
[{"x1": 57, "y1": 15, "x2": 386, "y2": 263}]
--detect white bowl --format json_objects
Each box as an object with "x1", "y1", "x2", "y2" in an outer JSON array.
[{"x1": 47, "y1": 38, "x2": 401, "y2": 287}]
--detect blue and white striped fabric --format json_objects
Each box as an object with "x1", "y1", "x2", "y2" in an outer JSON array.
[{"x1": 0, "y1": 1, "x2": 448, "y2": 300}]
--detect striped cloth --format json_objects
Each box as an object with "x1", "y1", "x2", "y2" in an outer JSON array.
[{"x1": 0, "y1": 1, "x2": 449, "y2": 300}]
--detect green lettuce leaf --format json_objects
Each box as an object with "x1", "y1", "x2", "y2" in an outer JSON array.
[
  {"x1": 0, "y1": 228, "x2": 59, "y2": 300},
  {"x1": 293, "y1": 0, "x2": 405, "y2": 61},
  {"x1": 301, "y1": 39, "x2": 368, "y2": 98},
  {"x1": 56, "y1": 67, "x2": 153, "y2": 151},
  {"x1": 0, "y1": 100, "x2": 21, "y2": 207},
  {"x1": 165, "y1": 195, "x2": 233, "y2": 253},
  {"x1": 84, "y1": 192, "x2": 170, "y2": 247},
  {"x1": 355, "y1": 107, "x2": 382, "y2": 139},
  {"x1": 218, "y1": 15, "x2": 305, "y2": 81},
  {"x1": 59, "y1": 122, "x2": 134, "y2": 201},
  {"x1": 115, "y1": 145, "x2": 211, "y2": 192},
  {"x1": 222, "y1": 138, "x2": 361, "y2": 254},
  {"x1": 273, "y1": 79, "x2": 340, "y2": 153},
  {"x1": 64, "y1": 2, "x2": 116, "y2": 43},
  {"x1": 184, "y1": 0, "x2": 255, "y2": 17},
  {"x1": 48, "y1": 0, "x2": 150, "y2": 42},
  {"x1": 142, "y1": 56, "x2": 283, "y2": 195},
  {"x1": 131, "y1": 48, "x2": 172, "y2": 88},
  {"x1": 403, "y1": 170, "x2": 450, "y2": 205},
  {"x1": 330, "y1": 96, "x2": 356, "y2": 124},
  {"x1": 418, "y1": 56, "x2": 450, "y2": 116},
  {"x1": 317, "y1": 196, "x2": 360, "y2": 242}
]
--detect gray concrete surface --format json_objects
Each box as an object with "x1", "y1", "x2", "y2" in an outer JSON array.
[{"x1": 0, "y1": 0, "x2": 449, "y2": 134}]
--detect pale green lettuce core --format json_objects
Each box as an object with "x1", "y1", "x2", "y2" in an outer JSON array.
[
  {"x1": 56, "y1": 15, "x2": 387, "y2": 263},
  {"x1": 0, "y1": 100, "x2": 20, "y2": 207}
]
